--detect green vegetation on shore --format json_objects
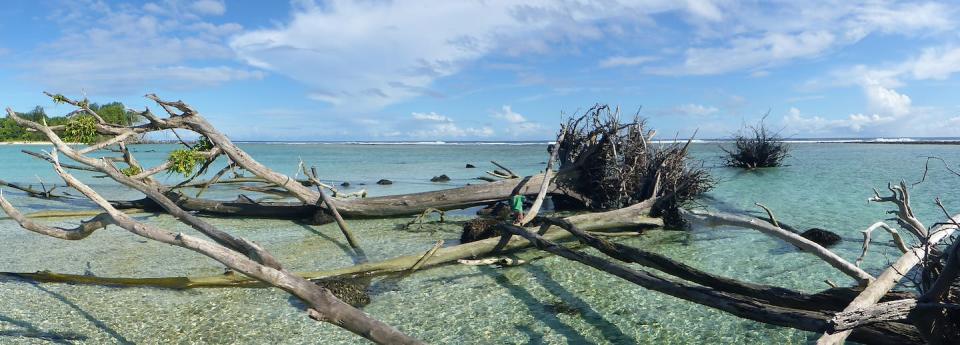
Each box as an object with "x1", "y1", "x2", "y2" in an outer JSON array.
[{"x1": 0, "y1": 102, "x2": 141, "y2": 142}]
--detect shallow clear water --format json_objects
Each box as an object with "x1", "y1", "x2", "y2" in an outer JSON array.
[{"x1": 1, "y1": 142, "x2": 959, "y2": 344}]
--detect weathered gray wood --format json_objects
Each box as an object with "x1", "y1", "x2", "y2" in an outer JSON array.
[
  {"x1": 829, "y1": 299, "x2": 960, "y2": 332},
  {"x1": 495, "y1": 221, "x2": 922, "y2": 345},
  {"x1": 818, "y1": 215, "x2": 960, "y2": 343},
  {"x1": 682, "y1": 209, "x2": 874, "y2": 284},
  {"x1": 0, "y1": 152, "x2": 422, "y2": 345},
  {"x1": 521, "y1": 127, "x2": 565, "y2": 225}
]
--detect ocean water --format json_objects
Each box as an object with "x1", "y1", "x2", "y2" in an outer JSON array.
[{"x1": 1, "y1": 142, "x2": 959, "y2": 344}]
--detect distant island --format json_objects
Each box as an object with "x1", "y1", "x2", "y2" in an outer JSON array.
[{"x1": 0, "y1": 102, "x2": 140, "y2": 142}]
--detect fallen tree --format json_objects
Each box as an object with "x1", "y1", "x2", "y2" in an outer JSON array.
[
  {"x1": 1, "y1": 200, "x2": 663, "y2": 289},
  {"x1": 473, "y1": 178, "x2": 957, "y2": 344},
  {"x1": 7, "y1": 96, "x2": 709, "y2": 227},
  {"x1": 14, "y1": 92, "x2": 944, "y2": 344},
  {"x1": 1, "y1": 100, "x2": 422, "y2": 344},
  {"x1": 493, "y1": 218, "x2": 923, "y2": 345}
]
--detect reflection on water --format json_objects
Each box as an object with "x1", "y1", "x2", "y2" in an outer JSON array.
[{"x1": 2, "y1": 142, "x2": 960, "y2": 343}]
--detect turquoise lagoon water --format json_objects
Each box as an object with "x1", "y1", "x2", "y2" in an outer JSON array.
[{"x1": 1, "y1": 142, "x2": 960, "y2": 344}]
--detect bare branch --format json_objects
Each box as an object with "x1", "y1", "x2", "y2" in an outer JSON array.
[
  {"x1": 683, "y1": 209, "x2": 875, "y2": 285},
  {"x1": 856, "y1": 222, "x2": 910, "y2": 267},
  {"x1": 520, "y1": 125, "x2": 566, "y2": 225},
  {"x1": 0, "y1": 192, "x2": 111, "y2": 240}
]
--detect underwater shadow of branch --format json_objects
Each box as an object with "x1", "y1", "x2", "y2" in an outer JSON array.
[
  {"x1": 482, "y1": 263, "x2": 636, "y2": 344},
  {"x1": 0, "y1": 314, "x2": 88, "y2": 344},
  {"x1": 29, "y1": 282, "x2": 133, "y2": 344}
]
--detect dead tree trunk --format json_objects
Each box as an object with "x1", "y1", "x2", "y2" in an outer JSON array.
[
  {"x1": 24, "y1": 98, "x2": 707, "y2": 226},
  {"x1": 494, "y1": 220, "x2": 923, "y2": 345},
  {"x1": 2, "y1": 99, "x2": 422, "y2": 344},
  {"x1": 109, "y1": 172, "x2": 561, "y2": 223}
]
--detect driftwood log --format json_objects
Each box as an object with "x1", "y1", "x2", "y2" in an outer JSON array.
[
  {"x1": 494, "y1": 219, "x2": 922, "y2": 345},
  {"x1": 2, "y1": 201, "x2": 663, "y2": 289},
  {"x1": 40, "y1": 102, "x2": 703, "y2": 228},
  {"x1": 9, "y1": 93, "x2": 951, "y2": 344},
  {"x1": 2, "y1": 95, "x2": 422, "y2": 344}
]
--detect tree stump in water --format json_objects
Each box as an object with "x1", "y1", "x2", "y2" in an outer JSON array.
[{"x1": 461, "y1": 218, "x2": 503, "y2": 244}]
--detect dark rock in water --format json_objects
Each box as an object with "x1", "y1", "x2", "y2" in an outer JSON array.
[
  {"x1": 340, "y1": 181, "x2": 350, "y2": 187},
  {"x1": 477, "y1": 202, "x2": 512, "y2": 220},
  {"x1": 543, "y1": 301, "x2": 580, "y2": 315},
  {"x1": 314, "y1": 278, "x2": 370, "y2": 307},
  {"x1": 376, "y1": 179, "x2": 393, "y2": 185},
  {"x1": 465, "y1": 164, "x2": 476, "y2": 168},
  {"x1": 430, "y1": 174, "x2": 451, "y2": 182},
  {"x1": 801, "y1": 228, "x2": 841, "y2": 247},
  {"x1": 461, "y1": 217, "x2": 503, "y2": 243}
]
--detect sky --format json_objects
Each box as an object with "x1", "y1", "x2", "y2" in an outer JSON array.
[{"x1": 1, "y1": 0, "x2": 959, "y2": 141}]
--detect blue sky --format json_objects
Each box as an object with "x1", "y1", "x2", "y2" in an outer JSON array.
[{"x1": 1, "y1": 0, "x2": 960, "y2": 141}]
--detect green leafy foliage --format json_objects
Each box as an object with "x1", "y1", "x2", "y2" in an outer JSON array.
[
  {"x1": 165, "y1": 136, "x2": 215, "y2": 177},
  {"x1": 194, "y1": 136, "x2": 214, "y2": 151},
  {"x1": 121, "y1": 165, "x2": 142, "y2": 177},
  {"x1": 63, "y1": 115, "x2": 98, "y2": 144},
  {"x1": 166, "y1": 149, "x2": 205, "y2": 177},
  {"x1": 1, "y1": 100, "x2": 144, "y2": 142},
  {"x1": 90, "y1": 102, "x2": 142, "y2": 126},
  {"x1": 51, "y1": 94, "x2": 67, "y2": 105}
]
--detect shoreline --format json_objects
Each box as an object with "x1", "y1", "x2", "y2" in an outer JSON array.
[
  {"x1": 4, "y1": 139, "x2": 960, "y2": 146},
  {"x1": 840, "y1": 140, "x2": 960, "y2": 145},
  {"x1": 0, "y1": 141, "x2": 57, "y2": 145},
  {"x1": 0, "y1": 141, "x2": 83, "y2": 145}
]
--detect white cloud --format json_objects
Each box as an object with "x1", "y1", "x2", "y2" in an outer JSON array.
[
  {"x1": 862, "y1": 80, "x2": 911, "y2": 117},
  {"x1": 222, "y1": 1, "x2": 959, "y2": 107},
  {"x1": 783, "y1": 107, "x2": 896, "y2": 134},
  {"x1": 492, "y1": 105, "x2": 543, "y2": 137},
  {"x1": 908, "y1": 46, "x2": 960, "y2": 80},
  {"x1": 653, "y1": 1, "x2": 955, "y2": 75},
  {"x1": 28, "y1": 0, "x2": 257, "y2": 94},
  {"x1": 808, "y1": 42, "x2": 960, "y2": 126},
  {"x1": 229, "y1": 0, "x2": 764, "y2": 108},
  {"x1": 669, "y1": 103, "x2": 719, "y2": 116},
  {"x1": 407, "y1": 111, "x2": 493, "y2": 138},
  {"x1": 190, "y1": 0, "x2": 226, "y2": 16},
  {"x1": 655, "y1": 30, "x2": 837, "y2": 75},
  {"x1": 829, "y1": 45, "x2": 960, "y2": 89},
  {"x1": 412, "y1": 112, "x2": 453, "y2": 122},
  {"x1": 231, "y1": 1, "x2": 525, "y2": 108},
  {"x1": 307, "y1": 92, "x2": 343, "y2": 105},
  {"x1": 598, "y1": 55, "x2": 657, "y2": 68},
  {"x1": 492, "y1": 105, "x2": 527, "y2": 123},
  {"x1": 685, "y1": 0, "x2": 724, "y2": 22}
]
